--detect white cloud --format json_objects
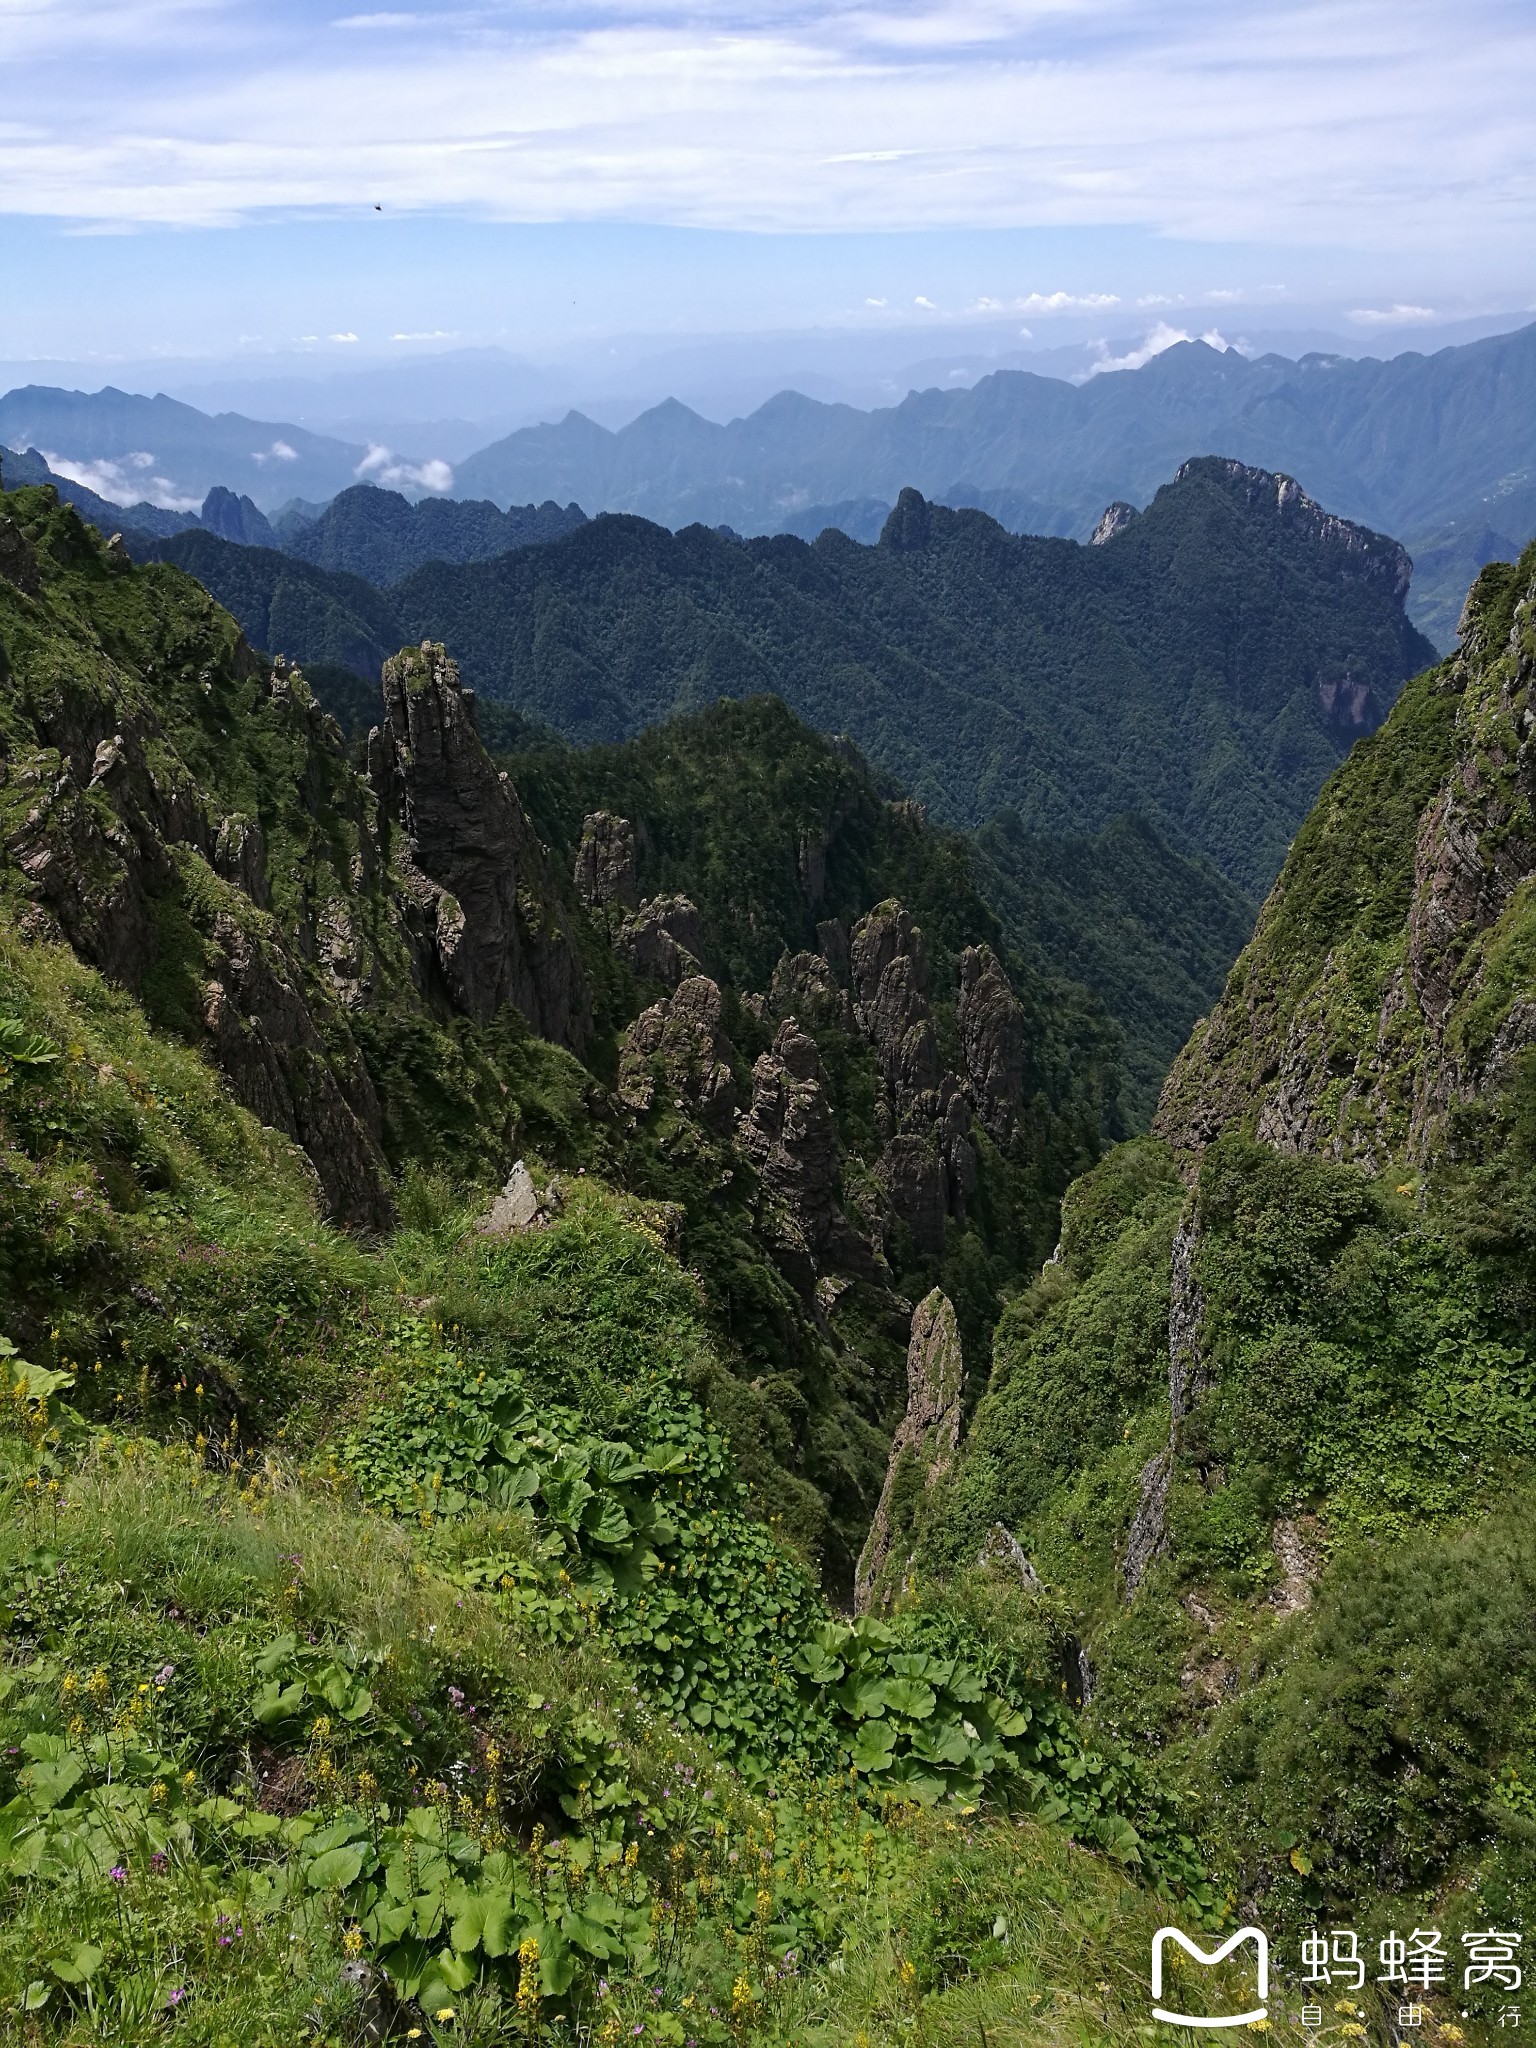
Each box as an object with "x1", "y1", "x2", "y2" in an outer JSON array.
[
  {"x1": 1346, "y1": 302, "x2": 1438, "y2": 325},
  {"x1": 914, "y1": 294, "x2": 936, "y2": 308},
  {"x1": 1078, "y1": 320, "x2": 1229, "y2": 379},
  {"x1": 329, "y1": 331, "x2": 359, "y2": 343},
  {"x1": 355, "y1": 443, "x2": 454, "y2": 492},
  {"x1": 253, "y1": 439, "x2": 299, "y2": 464},
  {"x1": 864, "y1": 296, "x2": 887, "y2": 306},
  {"x1": 390, "y1": 329, "x2": 460, "y2": 340},
  {"x1": 0, "y1": 0, "x2": 1530, "y2": 268},
  {"x1": 41, "y1": 448, "x2": 202, "y2": 510},
  {"x1": 1015, "y1": 291, "x2": 1120, "y2": 314}
]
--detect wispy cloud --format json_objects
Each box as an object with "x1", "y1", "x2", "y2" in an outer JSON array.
[
  {"x1": 1078, "y1": 320, "x2": 1227, "y2": 378},
  {"x1": 0, "y1": 0, "x2": 1530, "y2": 266},
  {"x1": 41, "y1": 447, "x2": 202, "y2": 509},
  {"x1": 356, "y1": 443, "x2": 453, "y2": 491},
  {"x1": 253, "y1": 439, "x2": 299, "y2": 464},
  {"x1": 1347, "y1": 302, "x2": 1439, "y2": 325}
]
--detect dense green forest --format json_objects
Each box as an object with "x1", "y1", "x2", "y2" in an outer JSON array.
[{"x1": 144, "y1": 457, "x2": 1434, "y2": 897}]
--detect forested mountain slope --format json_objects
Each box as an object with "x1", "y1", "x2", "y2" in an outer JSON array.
[
  {"x1": 449, "y1": 323, "x2": 1536, "y2": 644},
  {"x1": 144, "y1": 457, "x2": 1434, "y2": 901},
  {"x1": 276, "y1": 483, "x2": 587, "y2": 584},
  {"x1": 905, "y1": 543, "x2": 1536, "y2": 1985}
]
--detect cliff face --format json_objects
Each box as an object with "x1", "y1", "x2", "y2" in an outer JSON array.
[
  {"x1": 0, "y1": 489, "x2": 592, "y2": 1227},
  {"x1": 1156, "y1": 539, "x2": 1536, "y2": 1179},
  {"x1": 371, "y1": 642, "x2": 589, "y2": 1049}
]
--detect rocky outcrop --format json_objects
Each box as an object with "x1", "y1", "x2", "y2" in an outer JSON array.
[
  {"x1": 371, "y1": 642, "x2": 590, "y2": 1049},
  {"x1": 1123, "y1": 1202, "x2": 1208, "y2": 1599},
  {"x1": 957, "y1": 944, "x2": 1025, "y2": 1141},
  {"x1": 573, "y1": 810, "x2": 639, "y2": 911},
  {"x1": 618, "y1": 974, "x2": 738, "y2": 1133},
  {"x1": 847, "y1": 901, "x2": 998, "y2": 1251},
  {"x1": 855, "y1": 1289, "x2": 965, "y2": 1611},
  {"x1": 1090, "y1": 502, "x2": 1137, "y2": 546},
  {"x1": 1155, "y1": 550, "x2": 1536, "y2": 1176},
  {"x1": 768, "y1": 949, "x2": 854, "y2": 1032},
  {"x1": 199, "y1": 907, "x2": 393, "y2": 1230},
  {"x1": 615, "y1": 894, "x2": 705, "y2": 988},
  {"x1": 479, "y1": 1158, "x2": 561, "y2": 1237},
  {"x1": 852, "y1": 901, "x2": 940, "y2": 1109},
  {"x1": 1175, "y1": 458, "x2": 1413, "y2": 605},
  {"x1": 736, "y1": 1019, "x2": 843, "y2": 1292},
  {"x1": 1123, "y1": 1446, "x2": 1173, "y2": 1597}
]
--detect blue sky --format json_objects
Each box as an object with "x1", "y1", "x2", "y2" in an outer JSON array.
[{"x1": 3, "y1": 0, "x2": 1534, "y2": 366}]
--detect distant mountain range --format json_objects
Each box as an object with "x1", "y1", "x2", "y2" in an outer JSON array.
[
  {"x1": 451, "y1": 324, "x2": 1536, "y2": 650},
  {"x1": 137, "y1": 456, "x2": 1433, "y2": 897},
  {"x1": 0, "y1": 447, "x2": 585, "y2": 593},
  {"x1": 9, "y1": 322, "x2": 1536, "y2": 650}
]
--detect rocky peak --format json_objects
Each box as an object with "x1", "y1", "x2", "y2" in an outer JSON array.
[
  {"x1": 574, "y1": 810, "x2": 639, "y2": 911},
  {"x1": 618, "y1": 973, "x2": 738, "y2": 1133},
  {"x1": 1090, "y1": 501, "x2": 1137, "y2": 546},
  {"x1": 851, "y1": 900, "x2": 940, "y2": 1109},
  {"x1": 956, "y1": 943, "x2": 1025, "y2": 1140},
  {"x1": 615, "y1": 894, "x2": 705, "y2": 989},
  {"x1": 1155, "y1": 543, "x2": 1536, "y2": 1175},
  {"x1": 371, "y1": 641, "x2": 590, "y2": 1048},
  {"x1": 1173, "y1": 456, "x2": 1413, "y2": 604},
  {"x1": 855, "y1": 1288, "x2": 965, "y2": 1611}
]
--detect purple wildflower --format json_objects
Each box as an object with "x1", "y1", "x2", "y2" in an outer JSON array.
[
  {"x1": 165, "y1": 1987, "x2": 188, "y2": 2008},
  {"x1": 448, "y1": 1686, "x2": 465, "y2": 1709},
  {"x1": 109, "y1": 1865, "x2": 127, "y2": 1884}
]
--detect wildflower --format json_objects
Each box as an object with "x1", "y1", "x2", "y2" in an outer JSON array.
[
  {"x1": 165, "y1": 1987, "x2": 188, "y2": 2008},
  {"x1": 1246, "y1": 2023, "x2": 1271, "y2": 2036},
  {"x1": 150, "y1": 1850, "x2": 168, "y2": 1870},
  {"x1": 1340, "y1": 2029, "x2": 1368, "y2": 2042},
  {"x1": 435, "y1": 2009, "x2": 456, "y2": 2023},
  {"x1": 448, "y1": 1685, "x2": 465, "y2": 1708},
  {"x1": 154, "y1": 1663, "x2": 175, "y2": 1687},
  {"x1": 731, "y1": 1976, "x2": 753, "y2": 2012},
  {"x1": 343, "y1": 1928, "x2": 364, "y2": 1957},
  {"x1": 109, "y1": 1865, "x2": 128, "y2": 1884},
  {"x1": 897, "y1": 1958, "x2": 918, "y2": 1992}
]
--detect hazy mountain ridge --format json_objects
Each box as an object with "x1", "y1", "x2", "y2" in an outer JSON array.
[{"x1": 451, "y1": 324, "x2": 1536, "y2": 645}]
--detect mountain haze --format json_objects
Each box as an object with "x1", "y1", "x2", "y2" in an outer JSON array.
[{"x1": 453, "y1": 323, "x2": 1536, "y2": 646}]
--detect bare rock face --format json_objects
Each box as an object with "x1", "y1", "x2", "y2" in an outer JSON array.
[
  {"x1": 574, "y1": 810, "x2": 639, "y2": 911},
  {"x1": 769, "y1": 949, "x2": 854, "y2": 1032},
  {"x1": 1168, "y1": 1207, "x2": 1211, "y2": 1424},
  {"x1": 855, "y1": 1289, "x2": 965, "y2": 1611},
  {"x1": 372, "y1": 642, "x2": 590, "y2": 1049},
  {"x1": 957, "y1": 944, "x2": 1026, "y2": 1140},
  {"x1": 1123, "y1": 1446, "x2": 1173, "y2": 1597},
  {"x1": 847, "y1": 900, "x2": 987, "y2": 1252},
  {"x1": 199, "y1": 910, "x2": 394, "y2": 1231},
  {"x1": 479, "y1": 1158, "x2": 562, "y2": 1237},
  {"x1": 851, "y1": 901, "x2": 940, "y2": 1108},
  {"x1": 618, "y1": 974, "x2": 738, "y2": 1133},
  {"x1": 736, "y1": 1020, "x2": 842, "y2": 1290},
  {"x1": 1123, "y1": 1201, "x2": 1208, "y2": 1599},
  {"x1": 615, "y1": 894, "x2": 705, "y2": 989},
  {"x1": 1090, "y1": 502, "x2": 1137, "y2": 546}
]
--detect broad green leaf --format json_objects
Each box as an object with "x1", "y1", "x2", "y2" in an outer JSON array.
[
  {"x1": 883, "y1": 1678, "x2": 937, "y2": 1721},
  {"x1": 307, "y1": 1845, "x2": 364, "y2": 1890},
  {"x1": 50, "y1": 1944, "x2": 104, "y2": 1985}
]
